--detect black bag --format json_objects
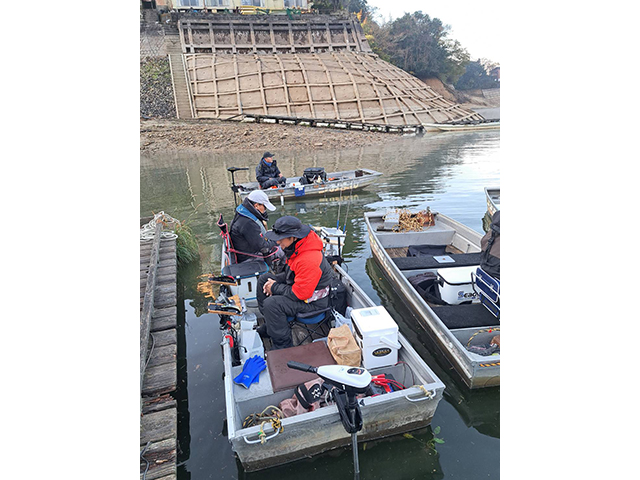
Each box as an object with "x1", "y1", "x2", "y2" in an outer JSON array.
[
  {"x1": 328, "y1": 277, "x2": 348, "y2": 316},
  {"x1": 300, "y1": 167, "x2": 327, "y2": 185},
  {"x1": 408, "y1": 272, "x2": 446, "y2": 305}
]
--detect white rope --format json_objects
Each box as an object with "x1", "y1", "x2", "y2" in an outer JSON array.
[{"x1": 140, "y1": 211, "x2": 179, "y2": 241}]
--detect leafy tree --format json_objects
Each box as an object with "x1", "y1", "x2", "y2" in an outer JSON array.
[
  {"x1": 373, "y1": 11, "x2": 470, "y2": 84},
  {"x1": 454, "y1": 60, "x2": 499, "y2": 90}
]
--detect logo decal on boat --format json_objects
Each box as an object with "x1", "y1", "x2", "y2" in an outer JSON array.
[{"x1": 372, "y1": 348, "x2": 392, "y2": 357}]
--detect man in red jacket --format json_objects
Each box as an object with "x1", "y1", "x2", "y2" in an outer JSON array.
[{"x1": 256, "y1": 216, "x2": 337, "y2": 349}]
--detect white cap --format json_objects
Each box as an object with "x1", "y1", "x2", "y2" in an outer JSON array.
[{"x1": 247, "y1": 190, "x2": 276, "y2": 211}]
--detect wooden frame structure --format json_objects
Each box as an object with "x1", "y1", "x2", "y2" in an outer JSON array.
[
  {"x1": 183, "y1": 51, "x2": 484, "y2": 125},
  {"x1": 178, "y1": 16, "x2": 372, "y2": 54}
]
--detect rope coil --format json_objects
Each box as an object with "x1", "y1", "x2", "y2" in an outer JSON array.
[{"x1": 140, "y1": 211, "x2": 179, "y2": 241}]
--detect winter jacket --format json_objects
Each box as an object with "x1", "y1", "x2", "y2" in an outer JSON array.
[
  {"x1": 256, "y1": 159, "x2": 282, "y2": 187},
  {"x1": 229, "y1": 198, "x2": 277, "y2": 263},
  {"x1": 271, "y1": 229, "x2": 336, "y2": 302}
]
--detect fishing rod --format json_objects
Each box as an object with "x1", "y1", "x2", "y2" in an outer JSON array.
[{"x1": 287, "y1": 361, "x2": 371, "y2": 480}]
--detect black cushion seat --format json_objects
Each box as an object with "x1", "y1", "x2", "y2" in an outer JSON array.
[
  {"x1": 222, "y1": 259, "x2": 269, "y2": 279},
  {"x1": 393, "y1": 252, "x2": 483, "y2": 271}
]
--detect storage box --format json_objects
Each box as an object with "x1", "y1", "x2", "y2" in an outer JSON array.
[
  {"x1": 437, "y1": 265, "x2": 480, "y2": 305},
  {"x1": 222, "y1": 260, "x2": 269, "y2": 307},
  {"x1": 351, "y1": 306, "x2": 401, "y2": 369}
]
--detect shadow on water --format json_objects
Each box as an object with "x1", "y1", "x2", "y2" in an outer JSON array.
[{"x1": 140, "y1": 131, "x2": 500, "y2": 480}]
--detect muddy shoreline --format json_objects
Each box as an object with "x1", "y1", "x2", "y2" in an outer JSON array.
[{"x1": 140, "y1": 118, "x2": 413, "y2": 155}]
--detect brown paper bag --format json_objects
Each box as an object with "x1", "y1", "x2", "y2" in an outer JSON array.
[{"x1": 327, "y1": 324, "x2": 361, "y2": 366}]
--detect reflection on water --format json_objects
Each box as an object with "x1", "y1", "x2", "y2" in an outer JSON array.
[{"x1": 140, "y1": 130, "x2": 500, "y2": 480}]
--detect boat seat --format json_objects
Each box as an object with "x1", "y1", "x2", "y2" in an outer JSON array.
[
  {"x1": 393, "y1": 252, "x2": 483, "y2": 271},
  {"x1": 432, "y1": 303, "x2": 499, "y2": 329},
  {"x1": 287, "y1": 307, "x2": 333, "y2": 346},
  {"x1": 221, "y1": 259, "x2": 269, "y2": 279}
]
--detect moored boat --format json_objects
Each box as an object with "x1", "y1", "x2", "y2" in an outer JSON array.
[
  {"x1": 203, "y1": 224, "x2": 445, "y2": 472},
  {"x1": 231, "y1": 167, "x2": 382, "y2": 202},
  {"x1": 364, "y1": 210, "x2": 500, "y2": 389},
  {"x1": 423, "y1": 121, "x2": 500, "y2": 132}
]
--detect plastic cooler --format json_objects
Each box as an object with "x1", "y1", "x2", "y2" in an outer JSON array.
[
  {"x1": 351, "y1": 306, "x2": 402, "y2": 369},
  {"x1": 222, "y1": 259, "x2": 269, "y2": 307},
  {"x1": 437, "y1": 265, "x2": 480, "y2": 305}
]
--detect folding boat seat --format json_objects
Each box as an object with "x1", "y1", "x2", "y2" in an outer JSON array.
[
  {"x1": 473, "y1": 267, "x2": 500, "y2": 319},
  {"x1": 287, "y1": 307, "x2": 334, "y2": 346}
]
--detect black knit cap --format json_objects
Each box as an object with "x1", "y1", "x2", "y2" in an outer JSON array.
[
  {"x1": 262, "y1": 152, "x2": 275, "y2": 159},
  {"x1": 265, "y1": 216, "x2": 311, "y2": 241}
]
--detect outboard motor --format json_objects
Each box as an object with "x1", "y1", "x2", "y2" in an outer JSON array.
[{"x1": 288, "y1": 361, "x2": 371, "y2": 480}]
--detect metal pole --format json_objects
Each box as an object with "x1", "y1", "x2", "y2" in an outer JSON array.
[{"x1": 351, "y1": 431, "x2": 360, "y2": 480}]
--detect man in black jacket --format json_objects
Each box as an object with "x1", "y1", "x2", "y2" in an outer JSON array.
[
  {"x1": 256, "y1": 152, "x2": 286, "y2": 189},
  {"x1": 229, "y1": 190, "x2": 279, "y2": 264}
]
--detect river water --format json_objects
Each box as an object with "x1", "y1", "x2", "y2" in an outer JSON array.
[{"x1": 140, "y1": 130, "x2": 500, "y2": 480}]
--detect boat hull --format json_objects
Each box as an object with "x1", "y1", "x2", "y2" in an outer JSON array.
[
  {"x1": 237, "y1": 168, "x2": 382, "y2": 201},
  {"x1": 485, "y1": 187, "x2": 500, "y2": 217},
  {"x1": 221, "y1": 264, "x2": 445, "y2": 471},
  {"x1": 364, "y1": 212, "x2": 500, "y2": 389},
  {"x1": 423, "y1": 122, "x2": 500, "y2": 132}
]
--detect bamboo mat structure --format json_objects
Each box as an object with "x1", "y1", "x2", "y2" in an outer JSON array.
[{"x1": 183, "y1": 51, "x2": 484, "y2": 125}]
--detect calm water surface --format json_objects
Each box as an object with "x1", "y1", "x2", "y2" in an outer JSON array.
[{"x1": 140, "y1": 130, "x2": 500, "y2": 479}]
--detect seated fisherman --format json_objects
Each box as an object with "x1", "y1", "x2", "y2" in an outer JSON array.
[
  {"x1": 256, "y1": 152, "x2": 286, "y2": 189},
  {"x1": 229, "y1": 190, "x2": 280, "y2": 264},
  {"x1": 256, "y1": 216, "x2": 337, "y2": 350}
]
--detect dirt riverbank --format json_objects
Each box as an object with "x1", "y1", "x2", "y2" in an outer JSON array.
[{"x1": 140, "y1": 118, "x2": 415, "y2": 155}]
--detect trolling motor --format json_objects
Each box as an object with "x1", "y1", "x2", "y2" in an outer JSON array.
[
  {"x1": 227, "y1": 167, "x2": 249, "y2": 207},
  {"x1": 287, "y1": 361, "x2": 372, "y2": 480}
]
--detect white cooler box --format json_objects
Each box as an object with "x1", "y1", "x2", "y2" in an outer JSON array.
[
  {"x1": 437, "y1": 265, "x2": 480, "y2": 305},
  {"x1": 351, "y1": 306, "x2": 402, "y2": 369}
]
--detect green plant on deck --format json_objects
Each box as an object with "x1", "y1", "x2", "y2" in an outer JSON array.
[{"x1": 403, "y1": 426, "x2": 445, "y2": 452}]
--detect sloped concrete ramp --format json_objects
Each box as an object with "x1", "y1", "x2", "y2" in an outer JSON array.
[{"x1": 183, "y1": 51, "x2": 483, "y2": 126}]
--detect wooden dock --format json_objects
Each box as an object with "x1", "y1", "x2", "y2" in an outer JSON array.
[{"x1": 140, "y1": 216, "x2": 178, "y2": 480}]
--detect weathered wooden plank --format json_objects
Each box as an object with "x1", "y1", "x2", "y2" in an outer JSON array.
[
  {"x1": 154, "y1": 294, "x2": 177, "y2": 309},
  {"x1": 141, "y1": 239, "x2": 176, "y2": 253},
  {"x1": 142, "y1": 394, "x2": 177, "y2": 415},
  {"x1": 151, "y1": 315, "x2": 177, "y2": 333},
  {"x1": 142, "y1": 363, "x2": 177, "y2": 397},
  {"x1": 147, "y1": 344, "x2": 177, "y2": 369},
  {"x1": 141, "y1": 251, "x2": 176, "y2": 265},
  {"x1": 141, "y1": 222, "x2": 163, "y2": 394},
  {"x1": 155, "y1": 284, "x2": 176, "y2": 296},
  {"x1": 152, "y1": 306, "x2": 177, "y2": 320},
  {"x1": 151, "y1": 329, "x2": 177, "y2": 347},
  {"x1": 155, "y1": 274, "x2": 176, "y2": 286},
  {"x1": 141, "y1": 264, "x2": 177, "y2": 279},
  {"x1": 140, "y1": 411, "x2": 177, "y2": 446}
]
